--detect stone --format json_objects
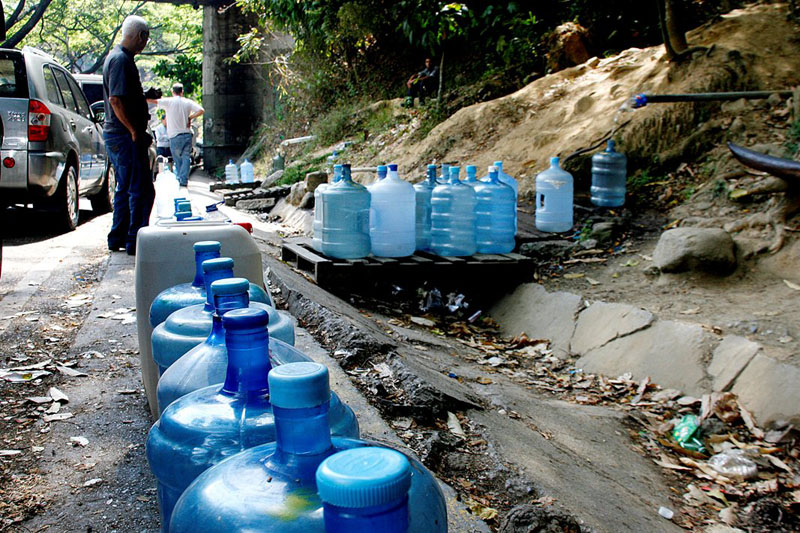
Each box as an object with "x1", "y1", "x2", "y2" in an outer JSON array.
[
  {"x1": 720, "y1": 98, "x2": 749, "y2": 114},
  {"x1": 298, "y1": 191, "x2": 314, "y2": 209},
  {"x1": 732, "y1": 353, "x2": 800, "y2": 424},
  {"x1": 287, "y1": 181, "x2": 306, "y2": 206},
  {"x1": 589, "y1": 221, "x2": 617, "y2": 244},
  {"x1": 570, "y1": 302, "x2": 654, "y2": 355},
  {"x1": 235, "y1": 198, "x2": 276, "y2": 212},
  {"x1": 304, "y1": 170, "x2": 328, "y2": 193},
  {"x1": 652, "y1": 227, "x2": 736, "y2": 274},
  {"x1": 518, "y1": 240, "x2": 576, "y2": 260},
  {"x1": 707, "y1": 335, "x2": 761, "y2": 391},
  {"x1": 577, "y1": 320, "x2": 713, "y2": 396},
  {"x1": 499, "y1": 504, "x2": 581, "y2": 533},
  {"x1": 545, "y1": 22, "x2": 593, "y2": 72},
  {"x1": 490, "y1": 283, "x2": 582, "y2": 358}
]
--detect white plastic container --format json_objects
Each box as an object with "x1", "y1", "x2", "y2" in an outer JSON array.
[
  {"x1": 369, "y1": 163, "x2": 416, "y2": 257},
  {"x1": 225, "y1": 160, "x2": 239, "y2": 184},
  {"x1": 154, "y1": 158, "x2": 180, "y2": 219},
  {"x1": 240, "y1": 159, "x2": 254, "y2": 183},
  {"x1": 135, "y1": 221, "x2": 265, "y2": 418},
  {"x1": 535, "y1": 157, "x2": 574, "y2": 233}
]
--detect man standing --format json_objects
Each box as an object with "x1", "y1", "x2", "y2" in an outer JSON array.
[
  {"x1": 404, "y1": 57, "x2": 439, "y2": 107},
  {"x1": 103, "y1": 15, "x2": 156, "y2": 256},
  {"x1": 152, "y1": 84, "x2": 203, "y2": 187}
]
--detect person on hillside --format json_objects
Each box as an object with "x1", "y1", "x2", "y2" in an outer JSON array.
[
  {"x1": 404, "y1": 57, "x2": 438, "y2": 107},
  {"x1": 149, "y1": 83, "x2": 204, "y2": 187},
  {"x1": 103, "y1": 15, "x2": 158, "y2": 256},
  {"x1": 154, "y1": 112, "x2": 171, "y2": 159}
]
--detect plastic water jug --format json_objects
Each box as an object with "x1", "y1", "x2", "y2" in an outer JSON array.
[
  {"x1": 463, "y1": 164, "x2": 478, "y2": 188},
  {"x1": 369, "y1": 164, "x2": 415, "y2": 257},
  {"x1": 474, "y1": 166, "x2": 516, "y2": 253},
  {"x1": 535, "y1": 157, "x2": 574, "y2": 233},
  {"x1": 168, "y1": 361, "x2": 446, "y2": 533},
  {"x1": 240, "y1": 158, "x2": 254, "y2": 183},
  {"x1": 591, "y1": 139, "x2": 627, "y2": 207},
  {"x1": 438, "y1": 163, "x2": 450, "y2": 184},
  {"x1": 317, "y1": 448, "x2": 413, "y2": 533},
  {"x1": 147, "y1": 311, "x2": 359, "y2": 532},
  {"x1": 430, "y1": 166, "x2": 477, "y2": 256},
  {"x1": 135, "y1": 221, "x2": 267, "y2": 418},
  {"x1": 312, "y1": 164, "x2": 340, "y2": 252},
  {"x1": 151, "y1": 263, "x2": 292, "y2": 375},
  {"x1": 154, "y1": 158, "x2": 179, "y2": 219},
  {"x1": 225, "y1": 159, "x2": 238, "y2": 184},
  {"x1": 203, "y1": 201, "x2": 229, "y2": 222},
  {"x1": 481, "y1": 160, "x2": 518, "y2": 201},
  {"x1": 149, "y1": 241, "x2": 221, "y2": 329},
  {"x1": 414, "y1": 164, "x2": 438, "y2": 252},
  {"x1": 272, "y1": 152, "x2": 285, "y2": 171},
  {"x1": 320, "y1": 164, "x2": 371, "y2": 259}
]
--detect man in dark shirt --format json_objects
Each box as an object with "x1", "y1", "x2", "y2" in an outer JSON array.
[
  {"x1": 103, "y1": 15, "x2": 155, "y2": 256},
  {"x1": 404, "y1": 57, "x2": 439, "y2": 107}
]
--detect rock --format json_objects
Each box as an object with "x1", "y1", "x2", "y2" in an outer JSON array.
[
  {"x1": 499, "y1": 504, "x2": 581, "y2": 533},
  {"x1": 287, "y1": 181, "x2": 306, "y2": 206},
  {"x1": 571, "y1": 302, "x2": 654, "y2": 355},
  {"x1": 721, "y1": 98, "x2": 749, "y2": 114},
  {"x1": 747, "y1": 143, "x2": 784, "y2": 158},
  {"x1": 589, "y1": 221, "x2": 617, "y2": 244},
  {"x1": 545, "y1": 22, "x2": 593, "y2": 73},
  {"x1": 260, "y1": 169, "x2": 284, "y2": 189},
  {"x1": 652, "y1": 227, "x2": 736, "y2": 274},
  {"x1": 304, "y1": 171, "x2": 328, "y2": 193},
  {"x1": 732, "y1": 353, "x2": 800, "y2": 424},
  {"x1": 298, "y1": 191, "x2": 314, "y2": 209},
  {"x1": 518, "y1": 240, "x2": 576, "y2": 260},
  {"x1": 766, "y1": 92, "x2": 783, "y2": 107},
  {"x1": 235, "y1": 198, "x2": 276, "y2": 212},
  {"x1": 729, "y1": 116, "x2": 745, "y2": 135},
  {"x1": 707, "y1": 336, "x2": 761, "y2": 391}
]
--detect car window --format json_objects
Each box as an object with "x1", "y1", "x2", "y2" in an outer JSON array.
[
  {"x1": 52, "y1": 68, "x2": 80, "y2": 114},
  {"x1": 67, "y1": 75, "x2": 92, "y2": 120},
  {"x1": 80, "y1": 82, "x2": 103, "y2": 105},
  {"x1": 0, "y1": 53, "x2": 28, "y2": 98},
  {"x1": 42, "y1": 65, "x2": 63, "y2": 107}
]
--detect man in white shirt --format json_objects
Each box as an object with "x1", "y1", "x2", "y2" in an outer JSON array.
[{"x1": 151, "y1": 83, "x2": 203, "y2": 186}]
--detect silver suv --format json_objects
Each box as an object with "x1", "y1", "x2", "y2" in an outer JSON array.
[{"x1": 0, "y1": 46, "x2": 113, "y2": 231}]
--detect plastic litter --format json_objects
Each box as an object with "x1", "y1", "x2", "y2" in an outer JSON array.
[
  {"x1": 672, "y1": 414, "x2": 706, "y2": 453},
  {"x1": 708, "y1": 449, "x2": 758, "y2": 479}
]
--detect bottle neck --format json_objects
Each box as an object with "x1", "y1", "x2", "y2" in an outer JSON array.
[
  {"x1": 427, "y1": 169, "x2": 437, "y2": 184},
  {"x1": 322, "y1": 498, "x2": 409, "y2": 533},
  {"x1": 272, "y1": 403, "x2": 332, "y2": 455},
  {"x1": 206, "y1": 313, "x2": 226, "y2": 346},
  {"x1": 193, "y1": 251, "x2": 219, "y2": 287},
  {"x1": 203, "y1": 268, "x2": 235, "y2": 310},
  {"x1": 221, "y1": 326, "x2": 271, "y2": 394}
]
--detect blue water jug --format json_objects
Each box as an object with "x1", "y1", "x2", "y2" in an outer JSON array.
[
  {"x1": 369, "y1": 163, "x2": 415, "y2": 257},
  {"x1": 463, "y1": 164, "x2": 478, "y2": 188},
  {"x1": 535, "y1": 157, "x2": 574, "y2": 233},
  {"x1": 474, "y1": 165, "x2": 516, "y2": 253},
  {"x1": 147, "y1": 310, "x2": 358, "y2": 532},
  {"x1": 320, "y1": 164, "x2": 371, "y2": 259},
  {"x1": 317, "y1": 448, "x2": 412, "y2": 533},
  {"x1": 313, "y1": 164, "x2": 341, "y2": 252},
  {"x1": 591, "y1": 139, "x2": 627, "y2": 207},
  {"x1": 149, "y1": 241, "x2": 221, "y2": 329},
  {"x1": 414, "y1": 164, "x2": 438, "y2": 252},
  {"x1": 481, "y1": 160, "x2": 518, "y2": 201},
  {"x1": 240, "y1": 159, "x2": 254, "y2": 183},
  {"x1": 438, "y1": 163, "x2": 449, "y2": 184},
  {"x1": 225, "y1": 160, "x2": 238, "y2": 184},
  {"x1": 430, "y1": 166, "x2": 477, "y2": 256},
  {"x1": 151, "y1": 264, "x2": 294, "y2": 375},
  {"x1": 168, "y1": 361, "x2": 446, "y2": 533}
]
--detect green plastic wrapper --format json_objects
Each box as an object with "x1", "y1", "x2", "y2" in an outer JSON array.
[{"x1": 672, "y1": 414, "x2": 706, "y2": 453}]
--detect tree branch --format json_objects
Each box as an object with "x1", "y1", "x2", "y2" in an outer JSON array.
[
  {"x1": 5, "y1": 0, "x2": 25, "y2": 32},
  {"x1": 2, "y1": 0, "x2": 54, "y2": 48}
]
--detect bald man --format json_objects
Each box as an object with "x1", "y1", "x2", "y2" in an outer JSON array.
[{"x1": 103, "y1": 15, "x2": 155, "y2": 256}]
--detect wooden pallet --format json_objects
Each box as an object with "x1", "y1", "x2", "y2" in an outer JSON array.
[{"x1": 280, "y1": 237, "x2": 534, "y2": 290}]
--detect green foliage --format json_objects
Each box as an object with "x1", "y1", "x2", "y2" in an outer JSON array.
[
  {"x1": 628, "y1": 169, "x2": 659, "y2": 191},
  {"x1": 153, "y1": 55, "x2": 203, "y2": 100},
  {"x1": 312, "y1": 100, "x2": 396, "y2": 146},
  {"x1": 275, "y1": 153, "x2": 330, "y2": 186},
  {"x1": 785, "y1": 119, "x2": 800, "y2": 157}
]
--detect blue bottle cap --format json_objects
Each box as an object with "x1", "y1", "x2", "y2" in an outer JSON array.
[
  {"x1": 493, "y1": 160, "x2": 503, "y2": 168},
  {"x1": 550, "y1": 156, "x2": 560, "y2": 167},
  {"x1": 607, "y1": 139, "x2": 616, "y2": 151},
  {"x1": 221, "y1": 307, "x2": 269, "y2": 331},
  {"x1": 427, "y1": 164, "x2": 437, "y2": 170},
  {"x1": 210, "y1": 277, "x2": 249, "y2": 297},
  {"x1": 377, "y1": 165, "x2": 387, "y2": 172},
  {"x1": 334, "y1": 164, "x2": 343, "y2": 170},
  {"x1": 268, "y1": 362, "x2": 330, "y2": 409},
  {"x1": 193, "y1": 241, "x2": 220, "y2": 253},
  {"x1": 202, "y1": 257, "x2": 234, "y2": 273},
  {"x1": 316, "y1": 448, "x2": 412, "y2": 508},
  {"x1": 388, "y1": 164, "x2": 398, "y2": 172},
  {"x1": 466, "y1": 165, "x2": 476, "y2": 175}
]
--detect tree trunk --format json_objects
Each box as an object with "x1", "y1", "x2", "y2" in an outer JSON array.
[
  {"x1": 2, "y1": 0, "x2": 53, "y2": 48},
  {"x1": 0, "y1": 4, "x2": 5, "y2": 41},
  {"x1": 436, "y1": 52, "x2": 444, "y2": 111},
  {"x1": 664, "y1": 0, "x2": 687, "y2": 54}
]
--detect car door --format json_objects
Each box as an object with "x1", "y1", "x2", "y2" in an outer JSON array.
[
  {"x1": 51, "y1": 67, "x2": 94, "y2": 189},
  {"x1": 67, "y1": 74, "x2": 104, "y2": 184}
]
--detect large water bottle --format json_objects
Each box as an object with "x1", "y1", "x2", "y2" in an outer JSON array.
[
  {"x1": 151, "y1": 262, "x2": 292, "y2": 375},
  {"x1": 369, "y1": 163, "x2": 416, "y2": 257},
  {"x1": 438, "y1": 163, "x2": 450, "y2": 184},
  {"x1": 414, "y1": 164, "x2": 438, "y2": 252},
  {"x1": 535, "y1": 157, "x2": 574, "y2": 233},
  {"x1": 224, "y1": 159, "x2": 238, "y2": 184},
  {"x1": 147, "y1": 310, "x2": 359, "y2": 532},
  {"x1": 154, "y1": 157, "x2": 180, "y2": 219},
  {"x1": 168, "y1": 361, "x2": 447, "y2": 533},
  {"x1": 240, "y1": 158, "x2": 254, "y2": 184},
  {"x1": 463, "y1": 164, "x2": 478, "y2": 188},
  {"x1": 481, "y1": 160, "x2": 518, "y2": 201},
  {"x1": 591, "y1": 139, "x2": 627, "y2": 207},
  {"x1": 430, "y1": 166, "x2": 477, "y2": 256},
  {"x1": 474, "y1": 166, "x2": 516, "y2": 253},
  {"x1": 317, "y1": 448, "x2": 412, "y2": 533},
  {"x1": 320, "y1": 164, "x2": 371, "y2": 259},
  {"x1": 149, "y1": 241, "x2": 221, "y2": 329},
  {"x1": 312, "y1": 164, "x2": 340, "y2": 252}
]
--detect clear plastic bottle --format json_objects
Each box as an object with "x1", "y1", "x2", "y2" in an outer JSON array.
[
  {"x1": 203, "y1": 201, "x2": 229, "y2": 222},
  {"x1": 414, "y1": 164, "x2": 438, "y2": 252},
  {"x1": 240, "y1": 158, "x2": 254, "y2": 184},
  {"x1": 438, "y1": 163, "x2": 450, "y2": 185},
  {"x1": 320, "y1": 164, "x2": 371, "y2": 259},
  {"x1": 590, "y1": 139, "x2": 627, "y2": 207},
  {"x1": 430, "y1": 166, "x2": 477, "y2": 256},
  {"x1": 224, "y1": 159, "x2": 239, "y2": 184},
  {"x1": 154, "y1": 157, "x2": 180, "y2": 219},
  {"x1": 535, "y1": 157, "x2": 574, "y2": 233},
  {"x1": 369, "y1": 163, "x2": 416, "y2": 257},
  {"x1": 474, "y1": 166, "x2": 516, "y2": 253},
  {"x1": 168, "y1": 361, "x2": 446, "y2": 533},
  {"x1": 147, "y1": 310, "x2": 359, "y2": 532},
  {"x1": 150, "y1": 263, "x2": 290, "y2": 375},
  {"x1": 313, "y1": 164, "x2": 341, "y2": 252}
]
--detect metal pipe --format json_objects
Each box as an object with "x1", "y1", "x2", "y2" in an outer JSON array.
[{"x1": 633, "y1": 90, "x2": 794, "y2": 108}]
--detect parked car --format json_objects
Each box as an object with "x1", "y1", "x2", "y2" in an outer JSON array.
[
  {"x1": 73, "y1": 73, "x2": 103, "y2": 105},
  {"x1": 0, "y1": 46, "x2": 114, "y2": 231}
]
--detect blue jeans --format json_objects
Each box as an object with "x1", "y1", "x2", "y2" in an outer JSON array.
[
  {"x1": 104, "y1": 131, "x2": 154, "y2": 253},
  {"x1": 169, "y1": 133, "x2": 192, "y2": 186}
]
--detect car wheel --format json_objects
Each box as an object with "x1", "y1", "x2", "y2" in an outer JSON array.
[
  {"x1": 54, "y1": 165, "x2": 79, "y2": 231},
  {"x1": 90, "y1": 164, "x2": 115, "y2": 214}
]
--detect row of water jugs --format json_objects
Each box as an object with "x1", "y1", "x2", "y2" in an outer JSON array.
[
  {"x1": 143, "y1": 239, "x2": 447, "y2": 532},
  {"x1": 225, "y1": 158, "x2": 255, "y2": 184}
]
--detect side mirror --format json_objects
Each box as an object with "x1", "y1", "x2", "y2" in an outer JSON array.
[{"x1": 90, "y1": 101, "x2": 105, "y2": 124}]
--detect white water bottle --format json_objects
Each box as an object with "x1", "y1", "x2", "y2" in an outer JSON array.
[{"x1": 225, "y1": 160, "x2": 239, "y2": 184}]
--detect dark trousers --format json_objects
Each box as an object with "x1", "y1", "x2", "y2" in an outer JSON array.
[
  {"x1": 104, "y1": 131, "x2": 154, "y2": 254},
  {"x1": 156, "y1": 146, "x2": 171, "y2": 159},
  {"x1": 408, "y1": 78, "x2": 436, "y2": 101}
]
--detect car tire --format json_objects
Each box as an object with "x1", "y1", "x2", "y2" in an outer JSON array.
[
  {"x1": 89, "y1": 164, "x2": 115, "y2": 214},
  {"x1": 54, "y1": 165, "x2": 79, "y2": 232}
]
